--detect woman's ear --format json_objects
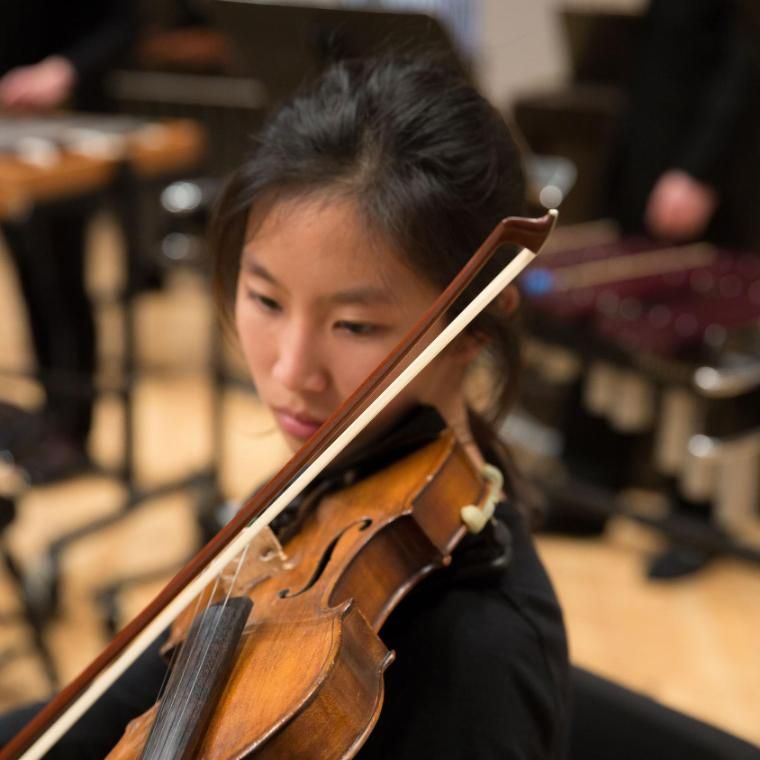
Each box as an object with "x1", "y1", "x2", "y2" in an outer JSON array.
[
  {"x1": 450, "y1": 331, "x2": 485, "y2": 364},
  {"x1": 448, "y1": 285, "x2": 521, "y2": 364},
  {"x1": 496, "y1": 284, "x2": 520, "y2": 317}
]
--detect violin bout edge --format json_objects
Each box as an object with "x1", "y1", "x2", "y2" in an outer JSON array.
[{"x1": 229, "y1": 603, "x2": 393, "y2": 760}]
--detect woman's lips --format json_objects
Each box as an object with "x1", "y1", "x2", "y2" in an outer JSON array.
[{"x1": 274, "y1": 409, "x2": 324, "y2": 440}]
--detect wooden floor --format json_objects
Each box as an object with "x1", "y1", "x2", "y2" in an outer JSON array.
[{"x1": 0, "y1": 214, "x2": 759, "y2": 747}]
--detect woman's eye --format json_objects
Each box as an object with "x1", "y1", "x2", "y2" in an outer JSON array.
[
  {"x1": 248, "y1": 291, "x2": 281, "y2": 312},
  {"x1": 335, "y1": 320, "x2": 378, "y2": 336}
]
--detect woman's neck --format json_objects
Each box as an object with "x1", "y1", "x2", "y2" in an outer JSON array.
[{"x1": 439, "y1": 398, "x2": 487, "y2": 472}]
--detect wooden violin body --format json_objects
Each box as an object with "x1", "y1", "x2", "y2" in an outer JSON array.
[{"x1": 107, "y1": 429, "x2": 487, "y2": 758}]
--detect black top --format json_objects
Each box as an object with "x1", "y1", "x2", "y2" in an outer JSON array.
[
  {"x1": 0, "y1": 408, "x2": 569, "y2": 758},
  {"x1": 609, "y1": 0, "x2": 760, "y2": 247},
  {"x1": 0, "y1": 0, "x2": 135, "y2": 109}
]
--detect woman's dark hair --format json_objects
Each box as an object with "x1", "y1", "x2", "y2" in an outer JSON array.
[{"x1": 211, "y1": 55, "x2": 527, "y2": 468}]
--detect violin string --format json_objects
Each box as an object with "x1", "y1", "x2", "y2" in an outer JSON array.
[
  {"x1": 152, "y1": 562, "x2": 228, "y2": 750},
  {"x1": 166, "y1": 544, "x2": 250, "y2": 748},
  {"x1": 155, "y1": 585, "x2": 207, "y2": 700},
  {"x1": 166, "y1": 543, "x2": 252, "y2": 750}
]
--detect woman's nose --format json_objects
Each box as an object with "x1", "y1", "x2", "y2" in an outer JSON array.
[{"x1": 271, "y1": 322, "x2": 328, "y2": 394}]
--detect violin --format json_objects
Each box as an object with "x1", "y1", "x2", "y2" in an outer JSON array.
[
  {"x1": 3, "y1": 212, "x2": 555, "y2": 760},
  {"x1": 107, "y1": 426, "x2": 492, "y2": 758}
]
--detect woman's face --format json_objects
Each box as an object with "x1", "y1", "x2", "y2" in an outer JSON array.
[{"x1": 235, "y1": 195, "x2": 469, "y2": 452}]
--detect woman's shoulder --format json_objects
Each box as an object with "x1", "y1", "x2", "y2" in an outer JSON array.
[
  {"x1": 360, "y1": 504, "x2": 570, "y2": 759},
  {"x1": 405, "y1": 504, "x2": 567, "y2": 694}
]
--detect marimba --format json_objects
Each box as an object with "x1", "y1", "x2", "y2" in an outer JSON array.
[
  {"x1": 518, "y1": 227, "x2": 760, "y2": 546},
  {"x1": 0, "y1": 114, "x2": 204, "y2": 219}
]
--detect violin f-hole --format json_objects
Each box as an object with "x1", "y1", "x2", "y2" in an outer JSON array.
[{"x1": 278, "y1": 518, "x2": 372, "y2": 599}]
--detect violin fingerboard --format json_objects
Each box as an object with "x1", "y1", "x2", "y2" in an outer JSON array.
[{"x1": 140, "y1": 597, "x2": 252, "y2": 760}]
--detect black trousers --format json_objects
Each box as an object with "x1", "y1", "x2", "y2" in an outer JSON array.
[
  {"x1": 2, "y1": 202, "x2": 96, "y2": 441},
  {"x1": 570, "y1": 667, "x2": 760, "y2": 760},
  {"x1": 5, "y1": 650, "x2": 759, "y2": 759}
]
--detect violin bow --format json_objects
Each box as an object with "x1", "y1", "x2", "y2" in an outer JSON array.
[{"x1": 4, "y1": 210, "x2": 556, "y2": 760}]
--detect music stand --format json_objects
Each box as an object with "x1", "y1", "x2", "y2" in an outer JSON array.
[{"x1": 213, "y1": 0, "x2": 469, "y2": 108}]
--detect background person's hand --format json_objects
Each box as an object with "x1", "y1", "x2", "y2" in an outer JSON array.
[
  {"x1": 645, "y1": 169, "x2": 718, "y2": 241},
  {"x1": 0, "y1": 56, "x2": 76, "y2": 110}
]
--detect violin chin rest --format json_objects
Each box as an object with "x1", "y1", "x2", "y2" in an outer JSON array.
[{"x1": 460, "y1": 463, "x2": 503, "y2": 534}]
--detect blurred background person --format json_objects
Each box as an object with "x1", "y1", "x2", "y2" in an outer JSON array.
[
  {"x1": 609, "y1": 0, "x2": 759, "y2": 249},
  {"x1": 0, "y1": 0, "x2": 135, "y2": 484}
]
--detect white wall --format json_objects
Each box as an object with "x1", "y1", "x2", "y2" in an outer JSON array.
[
  {"x1": 477, "y1": 0, "x2": 646, "y2": 106},
  {"x1": 285, "y1": 0, "x2": 645, "y2": 105}
]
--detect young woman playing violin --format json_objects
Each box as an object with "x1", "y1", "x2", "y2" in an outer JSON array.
[{"x1": 1, "y1": 56, "x2": 569, "y2": 758}]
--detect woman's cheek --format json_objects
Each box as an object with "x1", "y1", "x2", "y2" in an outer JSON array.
[
  {"x1": 236, "y1": 308, "x2": 270, "y2": 377},
  {"x1": 335, "y1": 341, "x2": 392, "y2": 399}
]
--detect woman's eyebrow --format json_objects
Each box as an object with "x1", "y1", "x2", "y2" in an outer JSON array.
[{"x1": 242, "y1": 253, "x2": 393, "y2": 305}]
